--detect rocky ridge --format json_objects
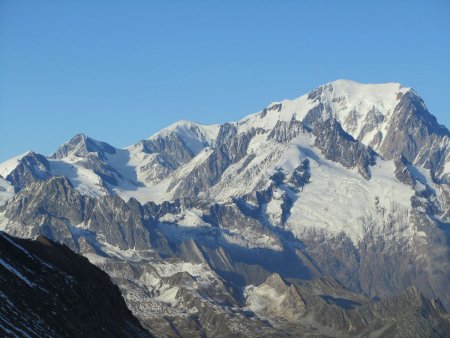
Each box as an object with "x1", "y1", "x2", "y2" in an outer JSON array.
[{"x1": 0, "y1": 232, "x2": 151, "y2": 337}]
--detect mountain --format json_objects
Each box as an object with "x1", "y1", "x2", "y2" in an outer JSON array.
[
  {"x1": 0, "y1": 232, "x2": 151, "y2": 337},
  {"x1": 1, "y1": 79, "x2": 450, "y2": 336}
]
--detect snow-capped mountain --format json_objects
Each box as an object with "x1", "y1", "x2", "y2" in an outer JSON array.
[{"x1": 1, "y1": 79, "x2": 450, "y2": 336}]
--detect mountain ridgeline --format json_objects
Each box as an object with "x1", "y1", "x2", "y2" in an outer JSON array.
[{"x1": 1, "y1": 80, "x2": 450, "y2": 337}]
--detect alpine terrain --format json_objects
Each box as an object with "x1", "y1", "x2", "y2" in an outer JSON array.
[{"x1": 1, "y1": 80, "x2": 450, "y2": 337}]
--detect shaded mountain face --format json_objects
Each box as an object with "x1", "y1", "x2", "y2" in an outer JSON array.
[
  {"x1": 244, "y1": 274, "x2": 450, "y2": 337},
  {"x1": 0, "y1": 232, "x2": 151, "y2": 337},
  {"x1": 1, "y1": 79, "x2": 450, "y2": 336}
]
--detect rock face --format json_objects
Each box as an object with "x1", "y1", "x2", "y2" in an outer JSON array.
[
  {"x1": 50, "y1": 133, "x2": 117, "y2": 160},
  {"x1": 312, "y1": 118, "x2": 376, "y2": 179},
  {"x1": 245, "y1": 274, "x2": 450, "y2": 337},
  {"x1": 1, "y1": 79, "x2": 450, "y2": 336},
  {"x1": 2, "y1": 176, "x2": 151, "y2": 252},
  {"x1": 380, "y1": 91, "x2": 450, "y2": 174},
  {"x1": 0, "y1": 232, "x2": 151, "y2": 337},
  {"x1": 5, "y1": 152, "x2": 51, "y2": 192}
]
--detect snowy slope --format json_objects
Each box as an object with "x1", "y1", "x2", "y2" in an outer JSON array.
[{"x1": 203, "y1": 129, "x2": 415, "y2": 244}]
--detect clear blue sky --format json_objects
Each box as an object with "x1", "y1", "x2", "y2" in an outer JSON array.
[{"x1": 1, "y1": 0, "x2": 449, "y2": 162}]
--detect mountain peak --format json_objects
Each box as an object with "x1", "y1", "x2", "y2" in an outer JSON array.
[
  {"x1": 148, "y1": 120, "x2": 222, "y2": 154},
  {"x1": 0, "y1": 151, "x2": 34, "y2": 178},
  {"x1": 151, "y1": 120, "x2": 221, "y2": 139},
  {"x1": 50, "y1": 133, "x2": 116, "y2": 160},
  {"x1": 237, "y1": 80, "x2": 412, "y2": 144}
]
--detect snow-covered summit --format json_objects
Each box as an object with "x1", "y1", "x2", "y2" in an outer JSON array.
[
  {"x1": 238, "y1": 79, "x2": 412, "y2": 150},
  {"x1": 148, "y1": 120, "x2": 221, "y2": 154},
  {"x1": 317, "y1": 79, "x2": 410, "y2": 117}
]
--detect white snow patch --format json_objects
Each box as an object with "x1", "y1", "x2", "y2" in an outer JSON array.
[
  {"x1": 112, "y1": 180, "x2": 172, "y2": 204},
  {"x1": 49, "y1": 159, "x2": 107, "y2": 198},
  {"x1": 159, "y1": 208, "x2": 210, "y2": 227},
  {"x1": 156, "y1": 286, "x2": 179, "y2": 306},
  {"x1": 153, "y1": 262, "x2": 214, "y2": 280},
  {"x1": 244, "y1": 283, "x2": 285, "y2": 314}
]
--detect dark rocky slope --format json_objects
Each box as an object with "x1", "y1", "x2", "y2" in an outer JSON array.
[{"x1": 0, "y1": 232, "x2": 151, "y2": 338}]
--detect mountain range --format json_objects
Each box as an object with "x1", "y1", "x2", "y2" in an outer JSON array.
[{"x1": 1, "y1": 79, "x2": 450, "y2": 337}]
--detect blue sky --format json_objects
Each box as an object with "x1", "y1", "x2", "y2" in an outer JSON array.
[{"x1": 1, "y1": 0, "x2": 449, "y2": 162}]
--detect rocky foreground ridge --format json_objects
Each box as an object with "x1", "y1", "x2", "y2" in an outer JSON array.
[{"x1": 0, "y1": 232, "x2": 150, "y2": 337}]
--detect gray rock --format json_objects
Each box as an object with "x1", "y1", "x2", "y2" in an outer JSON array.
[
  {"x1": 267, "y1": 118, "x2": 305, "y2": 142},
  {"x1": 380, "y1": 90, "x2": 450, "y2": 176},
  {"x1": 6, "y1": 151, "x2": 51, "y2": 192},
  {"x1": 50, "y1": 133, "x2": 116, "y2": 160},
  {"x1": 313, "y1": 118, "x2": 376, "y2": 179},
  {"x1": 1, "y1": 176, "x2": 151, "y2": 251}
]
